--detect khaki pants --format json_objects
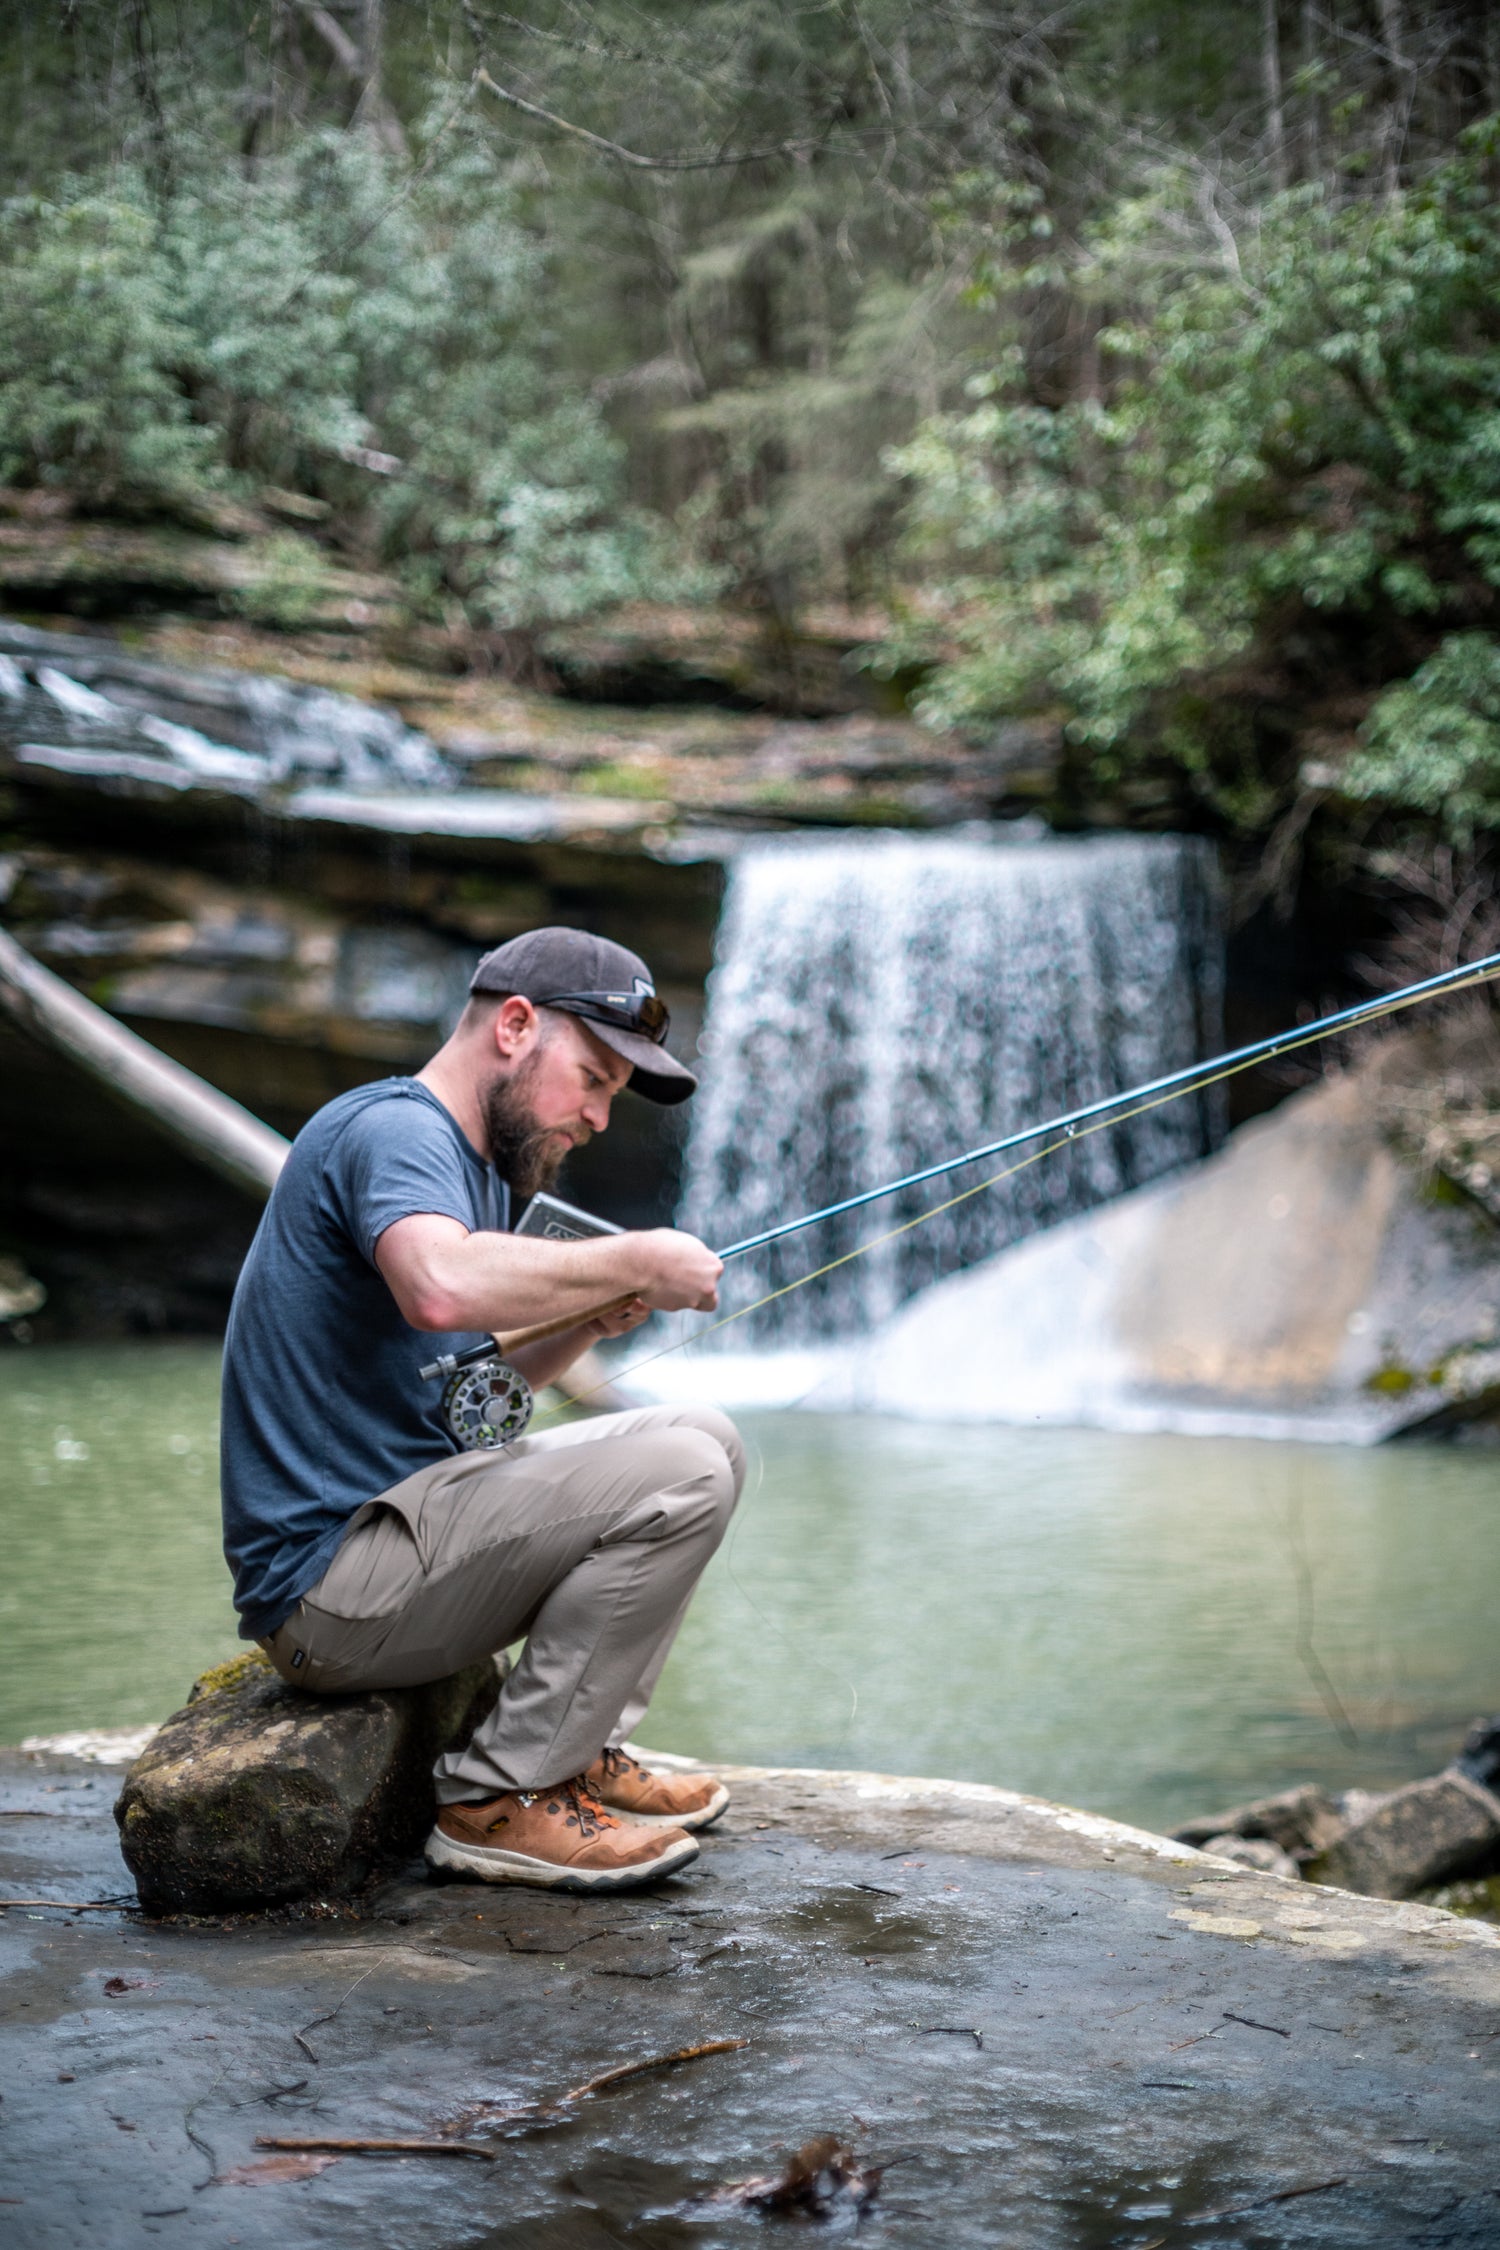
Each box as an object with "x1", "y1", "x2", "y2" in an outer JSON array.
[{"x1": 261, "y1": 1403, "x2": 744, "y2": 1803}]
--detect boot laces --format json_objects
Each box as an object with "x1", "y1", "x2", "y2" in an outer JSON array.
[
  {"x1": 557, "y1": 1774, "x2": 613, "y2": 1837},
  {"x1": 600, "y1": 1746, "x2": 641, "y2": 1782}
]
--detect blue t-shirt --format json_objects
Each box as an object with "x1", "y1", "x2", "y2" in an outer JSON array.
[{"x1": 220, "y1": 1078, "x2": 509, "y2": 1640}]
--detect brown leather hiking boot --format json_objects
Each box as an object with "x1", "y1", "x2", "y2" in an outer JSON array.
[
  {"x1": 425, "y1": 1776, "x2": 698, "y2": 1892},
  {"x1": 585, "y1": 1746, "x2": 730, "y2": 1832}
]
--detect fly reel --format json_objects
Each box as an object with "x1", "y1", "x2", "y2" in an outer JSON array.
[{"x1": 440, "y1": 1356, "x2": 534, "y2": 1451}]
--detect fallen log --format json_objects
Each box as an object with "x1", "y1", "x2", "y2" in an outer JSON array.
[{"x1": 0, "y1": 926, "x2": 288, "y2": 1199}]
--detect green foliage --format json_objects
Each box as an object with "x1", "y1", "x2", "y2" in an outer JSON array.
[
  {"x1": 892, "y1": 123, "x2": 1500, "y2": 828},
  {"x1": 0, "y1": 132, "x2": 673, "y2": 629},
  {"x1": 2, "y1": 0, "x2": 1498, "y2": 678},
  {"x1": 0, "y1": 193, "x2": 215, "y2": 504},
  {"x1": 1347, "y1": 635, "x2": 1500, "y2": 839}
]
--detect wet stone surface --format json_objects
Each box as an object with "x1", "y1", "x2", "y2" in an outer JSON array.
[{"x1": 2, "y1": 1749, "x2": 1499, "y2": 2248}]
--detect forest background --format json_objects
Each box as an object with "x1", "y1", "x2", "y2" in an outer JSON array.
[{"x1": 4, "y1": 0, "x2": 1500, "y2": 957}]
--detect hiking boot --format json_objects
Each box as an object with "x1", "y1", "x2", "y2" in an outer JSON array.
[
  {"x1": 585, "y1": 1745, "x2": 730, "y2": 1832},
  {"x1": 425, "y1": 1775, "x2": 698, "y2": 1892}
]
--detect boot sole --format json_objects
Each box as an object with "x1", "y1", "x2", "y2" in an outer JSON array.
[
  {"x1": 610, "y1": 1783, "x2": 730, "y2": 1832},
  {"x1": 424, "y1": 1824, "x2": 699, "y2": 1892}
]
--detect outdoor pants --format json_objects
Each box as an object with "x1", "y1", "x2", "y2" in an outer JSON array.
[{"x1": 259, "y1": 1402, "x2": 745, "y2": 1804}]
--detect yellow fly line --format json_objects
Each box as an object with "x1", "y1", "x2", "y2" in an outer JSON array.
[{"x1": 529, "y1": 958, "x2": 1500, "y2": 1429}]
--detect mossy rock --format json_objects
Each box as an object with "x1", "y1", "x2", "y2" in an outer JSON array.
[{"x1": 115, "y1": 1652, "x2": 501, "y2": 1915}]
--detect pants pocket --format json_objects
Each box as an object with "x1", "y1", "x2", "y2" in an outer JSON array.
[
  {"x1": 305, "y1": 1502, "x2": 425, "y2": 1621},
  {"x1": 265, "y1": 1602, "x2": 399, "y2": 1694}
]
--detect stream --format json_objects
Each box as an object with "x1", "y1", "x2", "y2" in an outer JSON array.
[{"x1": 3, "y1": 1339, "x2": 1498, "y2": 1836}]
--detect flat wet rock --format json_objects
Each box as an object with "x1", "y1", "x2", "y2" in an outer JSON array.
[{"x1": 2, "y1": 1750, "x2": 1499, "y2": 2248}]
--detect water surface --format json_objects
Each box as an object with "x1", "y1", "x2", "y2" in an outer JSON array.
[{"x1": 2, "y1": 1342, "x2": 1497, "y2": 1834}]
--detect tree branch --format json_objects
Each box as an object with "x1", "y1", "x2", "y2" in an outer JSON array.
[
  {"x1": 473, "y1": 66, "x2": 824, "y2": 172},
  {"x1": 295, "y1": 0, "x2": 361, "y2": 78},
  {"x1": 291, "y1": 0, "x2": 408, "y2": 159}
]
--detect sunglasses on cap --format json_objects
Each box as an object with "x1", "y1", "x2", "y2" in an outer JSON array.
[{"x1": 538, "y1": 988, "x2": 670, "y2": 1043}]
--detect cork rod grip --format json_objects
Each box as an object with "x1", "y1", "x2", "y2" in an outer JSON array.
[{"x1": 492, "y1": 1292, "x2": 640, "y2": 1355}]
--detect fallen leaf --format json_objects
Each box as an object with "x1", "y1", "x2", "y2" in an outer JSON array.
[
  {"x1": 707, "y1": 2135, "x2": 882, "y2": 2217},
  {"x1": 216, "y1": 2153, "x2": 340, "y2": 2186}
]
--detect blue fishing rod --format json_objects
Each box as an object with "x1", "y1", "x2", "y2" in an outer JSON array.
[
  {"x1": 716, "y1": 946, "x2": 1500, "y2": 1261},
  {"x1": 424, "y1": 947, "x2": 1500, "y2": 1448}
]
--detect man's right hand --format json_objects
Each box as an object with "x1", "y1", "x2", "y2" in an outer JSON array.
[{"x1": 638, "y1": 1228, "x2": 723, "y2": 1312}]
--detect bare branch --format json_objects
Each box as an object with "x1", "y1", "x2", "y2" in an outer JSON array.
[
  {"x1": 294, "y1": 0, "x2": 361, "y2": 78},
  {"x1": 473, "y1": 66, "x2": 828, "y2": 172},
  {"x1": 291, "y1": 0, "x2": 408, "y2": 159}
]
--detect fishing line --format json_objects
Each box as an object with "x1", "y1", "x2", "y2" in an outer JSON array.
[
  {"x1": 531, "y1": 952, "x2": 1500, "y2": 1428},
  {"x1": 711, "y1": 947, "x2": 1500, "y2": 1263},
  {"x1": 535, "y1": 953, "x2": 1499, "y2": 1775}
]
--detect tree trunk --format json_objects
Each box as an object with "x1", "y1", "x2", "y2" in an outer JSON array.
[
  {"x1": 292, "y1": 0, "x2": 408, "y2": 158},
  {"x1": 0, "y1": 928, "x2": 288, "y2": 1202},
  {"x1": 1262, "y1": 0, "x2": 1288, "y2": 191},
  {"x1": 1300, "y1": 0, "x2": 1321, "y2": 178},
  {"x1": 125, "y1": 0, "x2": 175, "y2": 198},
  {"x1": 1376, "y1": 0, "x2": 1412, "y2": 195}
]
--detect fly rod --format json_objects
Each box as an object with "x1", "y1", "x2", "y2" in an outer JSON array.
[
  {"x1": 717, "y1": 945, "x2": 1500, "y2": 1260},
  {"x1": 422, "y1": 945, "x2": 1500, "y2": 1446}
]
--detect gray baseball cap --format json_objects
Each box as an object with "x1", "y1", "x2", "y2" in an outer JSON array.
[{"x1": 468, "y1": 927, "x2": 697, "y2": 1105}]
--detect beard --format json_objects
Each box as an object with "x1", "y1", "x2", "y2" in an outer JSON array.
[{"x1": 481, "y1": 1054, "x2": 591, "y2": 1201}]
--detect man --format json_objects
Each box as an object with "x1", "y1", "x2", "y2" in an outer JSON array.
[{"x1": 220, "y1": 927, "x2": 743, "y2": 1893}]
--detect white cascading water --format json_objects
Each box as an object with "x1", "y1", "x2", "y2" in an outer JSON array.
[{"x1": 677, "y1": 831, "x2": 1223, "y2": 1344}]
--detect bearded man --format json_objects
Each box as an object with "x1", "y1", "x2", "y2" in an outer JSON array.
[{"x1": 220, "y1": 928, "x2": 740, "y2": 1892}]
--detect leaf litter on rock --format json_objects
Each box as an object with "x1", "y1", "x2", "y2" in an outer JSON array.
[{"x1": 699, "y1": 2134, "x2": 884, "y2": 2220}]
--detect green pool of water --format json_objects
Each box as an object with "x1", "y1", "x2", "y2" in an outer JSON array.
[{"x1": 2, "y1": 1341, "x2": 1498, "y2": 1834}]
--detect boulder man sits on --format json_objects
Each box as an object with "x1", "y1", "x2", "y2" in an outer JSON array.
[{"x1": 220, "y1": 928, "x2": 742, "y2": 1892}]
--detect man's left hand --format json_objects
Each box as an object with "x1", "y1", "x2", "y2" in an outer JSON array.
[{"x1": 585, "y1": 1296, "x2": 652, "y2": 1340}]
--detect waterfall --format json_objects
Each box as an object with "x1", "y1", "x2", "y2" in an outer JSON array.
[{"x1": 677, "y1": 831, "x2": 1223, "y2": 1344}]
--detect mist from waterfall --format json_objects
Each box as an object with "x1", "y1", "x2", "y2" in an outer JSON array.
[{"x1": 677, "y1": 831, "x2": 1223, "y2": 1344}]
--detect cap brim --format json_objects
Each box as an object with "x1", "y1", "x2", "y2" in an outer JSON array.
[{"x1": 586, "y1": 1019, "x2": 698, "y2": 1105}]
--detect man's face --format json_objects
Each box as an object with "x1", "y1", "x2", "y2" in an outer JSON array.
[{"x1": 481, "y1": 1009, "x2": 631, "y2": 1196}]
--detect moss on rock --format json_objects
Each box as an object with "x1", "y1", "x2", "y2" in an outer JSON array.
[{"x1": 187, "y1": 1649, "x2": 274, "y2": 1702}]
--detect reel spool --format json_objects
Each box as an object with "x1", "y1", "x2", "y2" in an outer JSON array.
[{"x1": 441, "y1": 1356, "x2": 534, "y2": 1451}]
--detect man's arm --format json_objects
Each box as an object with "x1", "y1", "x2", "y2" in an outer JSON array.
[{"x1": 374, "y1": 1212, "x2": 721, "y2": 1339}]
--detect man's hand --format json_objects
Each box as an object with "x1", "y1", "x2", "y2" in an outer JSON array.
[
  {"x1": 584, "y1": 1296, "x2": 652, "y2": 1339},
  {"x1": 635, "y1": 1229, "x2": 722, "y2": 1314}
]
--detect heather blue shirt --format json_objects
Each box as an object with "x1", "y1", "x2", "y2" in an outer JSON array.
[{"x1": 220, "y1": 1079, "x2": 509, "y2": 1640}]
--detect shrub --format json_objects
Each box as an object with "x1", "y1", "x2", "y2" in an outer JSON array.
[
  {"x1": 0, "y1": 133, "x2": 677, "y2": 630},
  {"x1": 1347, "y1": 634, "x2": 1500, "y2": 839},
  {"x1": 889, "y1": 122, "x2": 1500, "y2": 833},
  {"x1": 0, "y1": 193, "x2": 215, "y2": 505}
]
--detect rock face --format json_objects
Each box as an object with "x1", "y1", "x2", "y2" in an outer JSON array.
[
  {"x1": 115, "y1": 1650, "x2": 500, "y2": 1915},
  {"x1": 1306, "y1": 1772, "x2": 1500, "y2": 1901},
  {"x1": 826, "y1": 1021, "x2": 1500, "y2": 1441}
]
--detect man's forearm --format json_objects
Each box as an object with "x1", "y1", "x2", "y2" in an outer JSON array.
[
  {"x1": 376, "y1": 1210, "x2": 720, "y2": 1334},
  {"x1": 389, "y1": 1225, "x2": 666, "y2": 1334}
]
